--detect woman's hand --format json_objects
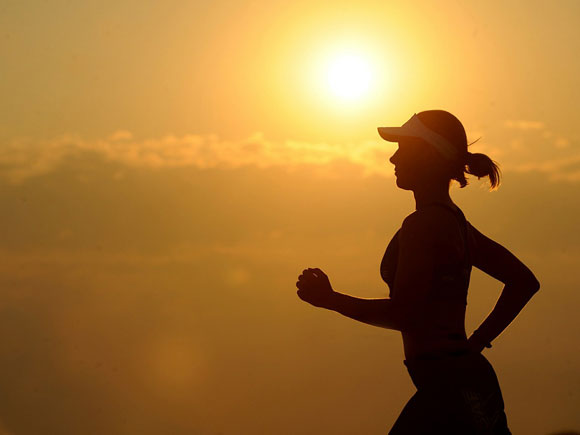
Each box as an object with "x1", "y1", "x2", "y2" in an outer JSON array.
[
  {"x1": 296, "y1": 268, "x2": 336, "y2": 309},
  {"x1": 467, "y1": 334, "x2": 492, "y2": 353}
]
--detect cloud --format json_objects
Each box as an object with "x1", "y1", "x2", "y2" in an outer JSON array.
[
  {"x1": 504, "y1": 120, "x2": 545, "y2": 130},
  {"x1": 0, "y1": 135, "x2": 81, "y2": 183},
  {"x1": 490, "y1": 119, "x2": 580, "y2": 180},
  {"x1": 502, "y1": 119, "x2": 573, "y2": 151},
  {"x1": 0, "y1": 131, "x2": 395, "y2": 183},
  {"x1": 1, "y1": 125, "x2": 578, "y2": 183},
  {"x1": 511, "y1": 154, "x2": 580, "y2": 182}
]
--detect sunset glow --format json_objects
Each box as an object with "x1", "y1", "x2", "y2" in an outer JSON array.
[
  {"x1": 326, "y1": 52, "x2": 373, "y2": 100},
  {"x1": 1, "y1": 1, "x2": 579, "y2": 434}
]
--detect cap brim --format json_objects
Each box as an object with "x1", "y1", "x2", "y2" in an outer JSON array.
[{"x1": 377, "y1": 126, "x2": 405, "y2": 142}]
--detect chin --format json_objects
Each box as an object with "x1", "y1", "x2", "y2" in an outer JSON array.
[{"x1": 395, "y1": 176, "x2": 414, "y2": 191}]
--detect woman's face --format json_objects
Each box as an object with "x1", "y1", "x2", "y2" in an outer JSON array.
[{"x1": 389, "y1": 138, "x2": 441, "y2": 191}]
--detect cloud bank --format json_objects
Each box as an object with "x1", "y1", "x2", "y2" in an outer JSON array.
[
  {"x1": 0, "y1": 131, "x2": 394, "y2": 183},
  {"x1": 1, "y1": 121, "x2": 577, "y2": 183}
]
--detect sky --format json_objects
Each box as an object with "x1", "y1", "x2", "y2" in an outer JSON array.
[{"x1": 0, "y1": 1, "x2": 579, "y2": 434}]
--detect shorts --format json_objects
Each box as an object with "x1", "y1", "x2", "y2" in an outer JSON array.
[{"x1": 389, "y1": 351, "x2": 511, "y2": 435}]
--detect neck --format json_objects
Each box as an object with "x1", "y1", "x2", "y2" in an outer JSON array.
[{"x1": 413, "y1": 182, "x2": 453, "y2": 211}]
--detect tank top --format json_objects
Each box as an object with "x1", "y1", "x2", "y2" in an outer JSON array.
[{"x1": 380, "y1": 203, "x2": 472, "y2": 304}]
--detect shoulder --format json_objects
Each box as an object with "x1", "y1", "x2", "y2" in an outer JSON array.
[
  {"x1": 400, "y1": 207, "x2": 460, "y2": 248},
  {"x1": 401, "y1": 206, "x2": 458, "y2": 235}
]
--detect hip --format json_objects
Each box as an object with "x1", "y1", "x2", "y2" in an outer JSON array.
[
  {"x1": 403, "y1": 350, "x2": 503, "y2": 394},
  {"x1": 392, "y1": 352, "x2": 510, "y2": 434}
]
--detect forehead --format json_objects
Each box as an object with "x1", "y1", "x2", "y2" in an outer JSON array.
[{"x1": 397, "y1": 137, "x2": 427, "y2": 149}]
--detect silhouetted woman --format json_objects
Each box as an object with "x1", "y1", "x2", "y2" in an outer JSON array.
[{"x1": 295, "y1": 110, "x2": 540, "y2": 434}]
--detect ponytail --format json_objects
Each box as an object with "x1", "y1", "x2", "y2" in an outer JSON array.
[
  {"x1": 411, "y1": 110, "x2": 502, "y2": 190},
  {"x1": 465, "y1": 152, "x2": 501, "y2": 190}
]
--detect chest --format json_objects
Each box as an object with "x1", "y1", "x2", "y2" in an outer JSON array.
[
  {"x1": 380, "y1": 228, "x2": 470, "y2": 299},
  {"x1": 380, "y1": 229, "x2": 400, "y2": 292}
]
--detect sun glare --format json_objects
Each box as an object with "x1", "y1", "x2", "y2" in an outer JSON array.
[
  {"x1": 326, "y1": 53, "x2": 373, "y2": 101},
  {"x1": 303, "y1": 40, "x2": 389, "y2": 113}
]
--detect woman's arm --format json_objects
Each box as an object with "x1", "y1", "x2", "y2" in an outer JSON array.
[
  {"x1": 325, "y1": 292, "x2": 414, "y2": 331},
  {"x1": 297, "y1": 269, "x2": 413, "y2": 331},
  {"x1": 468, "y1": 225, "x2": 540, "y2": 349},
  {"x1": 298, "y1": 210, "x2": 443, "y2": 332}
]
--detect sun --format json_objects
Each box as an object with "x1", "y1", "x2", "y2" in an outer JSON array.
[
  {"x1": 302, "y1": 40, "x2": 387, "y2": 110},
  {"x1": 326, "y1": 52, "x2": 373, "y2": 101}
]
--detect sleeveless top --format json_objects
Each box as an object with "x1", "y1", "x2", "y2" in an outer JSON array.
[{"x1": 380, "y1": 203, "x2": 472, "y2": 304}]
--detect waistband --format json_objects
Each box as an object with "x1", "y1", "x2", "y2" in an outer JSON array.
[
  {"x1": 403, "y1": 350, "x2": 494, "y2": 391},
  {"x1": 403, "y1": 348, "x2": 471, "y2": 366}
]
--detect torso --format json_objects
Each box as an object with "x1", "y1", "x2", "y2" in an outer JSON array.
[{"x1": 381, "y1": 203, "x2": 473, "y2": 360}]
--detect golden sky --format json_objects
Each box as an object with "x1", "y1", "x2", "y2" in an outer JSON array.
[{"x1": 0, "y1": 1, "x2": 579, "y2": 434}]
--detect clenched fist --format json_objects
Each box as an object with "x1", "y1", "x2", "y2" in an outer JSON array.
[{"x1": 296, "y1": 268, "x2": 335, "y2": 309}]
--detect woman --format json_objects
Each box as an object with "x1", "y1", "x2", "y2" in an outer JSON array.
[{"x1": 295, "y1": 110, "x2": 540, "y2": 434}]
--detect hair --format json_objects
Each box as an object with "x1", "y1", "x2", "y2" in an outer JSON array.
[{"x1": 416, "y1": 110, "x2": 501, "y2": 190}]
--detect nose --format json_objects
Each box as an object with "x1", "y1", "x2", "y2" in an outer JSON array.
[{"x1": 389, "y1": 149, "x2": 398, "y2": 166}]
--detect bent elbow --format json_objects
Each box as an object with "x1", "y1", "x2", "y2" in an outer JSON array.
[
  {"x1": 513, "y1": 268, "x2": 540, "y2": 295},
  {"x1": 520, "y1": 273, "x2": 540, "y2": 297},
  {"x1": 530, "y1": 276, "x2": 540, "y2": 294}
]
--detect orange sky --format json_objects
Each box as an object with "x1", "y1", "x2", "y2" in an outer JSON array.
[{"x1": 0, "y1": 1, "x2": 579, "y2": 434}]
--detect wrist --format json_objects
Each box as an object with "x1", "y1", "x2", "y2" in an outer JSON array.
[
  {"x1": 470, "y1": 331, "x2": 492, "y2": 349},
  {"x1": 324, "y1": 291, "x2": 342, "y2": 311}
]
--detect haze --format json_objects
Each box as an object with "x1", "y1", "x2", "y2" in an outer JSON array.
[{"x1": 0, "y1": 1, "x2": 579, "y2": 434}]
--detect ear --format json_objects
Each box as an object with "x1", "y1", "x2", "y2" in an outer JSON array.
[{"x1": 424, "y1": 144, "x2": 440, "y2": 158}]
